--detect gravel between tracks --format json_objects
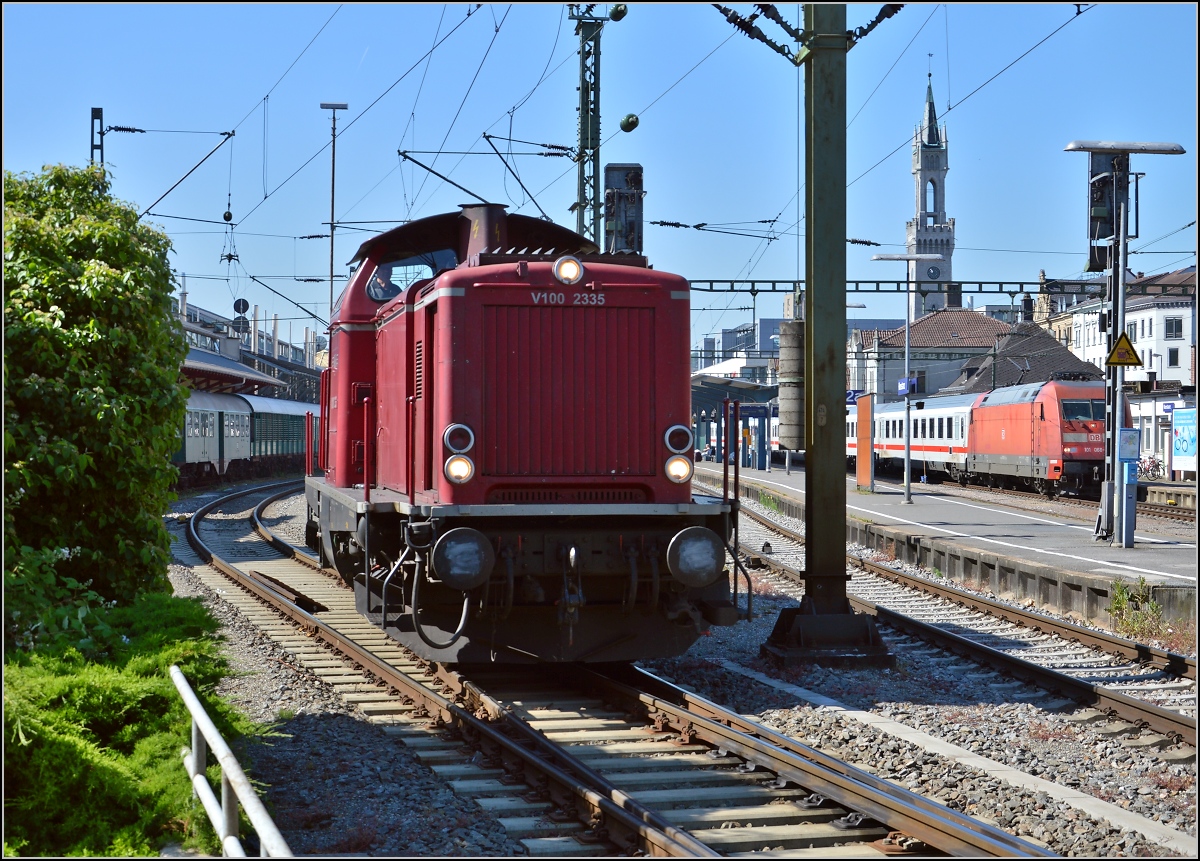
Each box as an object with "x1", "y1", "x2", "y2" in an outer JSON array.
[
  {"x1": 166, "y1": 485, "x2": 1194, "y2": 858},
  {"x1": 643, "y1": 489, "x2": 1197, "y2": 858}
]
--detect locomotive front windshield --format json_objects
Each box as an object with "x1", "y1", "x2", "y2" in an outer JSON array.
[
  {"x1": 1061, "y1": 399, "x2": 1108, "y2": 422},
  {"x1": 367, "y1": 248, "x2": 458, "y2": 301}
]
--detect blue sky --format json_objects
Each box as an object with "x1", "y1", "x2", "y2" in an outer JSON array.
[{"x1": 3, "y1": 3, "x2": 1196, "y2": 349}]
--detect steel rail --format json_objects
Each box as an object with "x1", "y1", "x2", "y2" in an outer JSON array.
[
  {"x1": 581, "y1": 665, "x2": 1057, "y2": 857},
  {"x1": 189, "y1": 482, "x2": 709, "y2": 857},
  {"x1": 730, "y1": 506, "x2": 1197, "y2": 745},
  {"x1": 738, "y1": 502, "x2": 1196, "y2": 683}
]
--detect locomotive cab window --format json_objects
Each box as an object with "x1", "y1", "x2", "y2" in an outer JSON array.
[
  {"x1": 367, "y1": 248, "x2": 458, "y2": 302},
  {"x1": 1062, "y1": 399, "x2": 1107, "y2": 421}
]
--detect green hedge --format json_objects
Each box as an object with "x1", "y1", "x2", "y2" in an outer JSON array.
[
  {"x1": 4, "y1": 164, "x2": 188, "y2": 649},
  {"x1": 3, "y1": 593, "x2": 255, "y2": 856}
]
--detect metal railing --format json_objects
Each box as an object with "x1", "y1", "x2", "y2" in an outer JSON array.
[{"x1": 170, "y1": 665, "x2": 292, "y2": 857}]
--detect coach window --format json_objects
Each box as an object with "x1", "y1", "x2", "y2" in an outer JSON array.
[{"x1": 937, "y1": 417, "x2": 943, "y2": 438}]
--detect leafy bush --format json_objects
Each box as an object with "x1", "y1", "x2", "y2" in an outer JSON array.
[
  {"x1": 3, "y1": 592, "x2": 252, "y2": 856},
  {"x1": 4, "y1": 164, "x2": 188, "y2": 649}
]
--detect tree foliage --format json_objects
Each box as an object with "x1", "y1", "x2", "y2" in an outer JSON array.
[{"x1": 4, "y1": 164, "x2": 189, "y2": 649}]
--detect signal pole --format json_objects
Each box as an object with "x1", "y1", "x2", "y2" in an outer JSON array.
[
  {"x1": 91, "y1": 108, "x2": 104, "y2": 165},
  {"x1": 1065, "y1": 140, "x2": 1184, "y2": 547},
  {"x1": 569, "y1": 4, "x2": 626, "y2": 243}
]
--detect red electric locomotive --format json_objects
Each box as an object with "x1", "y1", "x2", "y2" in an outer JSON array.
[
  {"x1": 305, "y1": 204, "x2": 738, "y2": 663},
  {"x1": 966, "y1": 379, "x2": 1121, "y2": 494}
]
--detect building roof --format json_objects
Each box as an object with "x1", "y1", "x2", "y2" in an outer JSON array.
[
  {"x1": 940, "y1": 321, "x2": 1103, "y2": 394},
  {"x1": 875, "y1": 307, "x2": 1011, "y2": 349},
  {"x1": 1128, "y1": 265, "x2": 1195, "y2": 291},
  {"x1": 182, "y1": 347, "x2": 281, "y2": 394}
]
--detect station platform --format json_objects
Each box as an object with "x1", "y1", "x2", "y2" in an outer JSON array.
[
  {"x1": 1143, "y1": 481, "x2": 1196, "y2": 510},
  {"x1": 694, "y1": 462, "x2": 1197, "y2": 630}
]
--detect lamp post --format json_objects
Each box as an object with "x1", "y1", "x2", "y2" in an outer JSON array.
[
  {"x1": 320, "y1": 102, "x2": 348, "y2": 320},
  {"x1": 872, "y1": 253, "x2": 944, "y2": 504},
  {"x1": 1065, "y1": 140, "x2": 1184, "y2": 546}
]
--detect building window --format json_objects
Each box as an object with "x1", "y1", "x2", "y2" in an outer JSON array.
[
  {"x1": 1148, "y1": 318, "x2": 1152, "y2": 337},
  {"x1": 1168, "y1": 348, "x2": 1180, "y2": 368},
  {"x1": 1127, "y1": 322, "x2": 1137, "y2": 343},
  {"x1": 1140, "y1": 319, "x2": 1145, "y2": 338},
  {"x1": 1165, "y1": 317, "x2": 1183, "y2": 339}
]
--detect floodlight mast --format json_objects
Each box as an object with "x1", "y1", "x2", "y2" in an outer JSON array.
[
  {"x1": 1064, "y1": 140, "x2": 1185, "y2": 548},
  {"x1": 321, "y1": 103, "x2": 349, "y2": 321}
]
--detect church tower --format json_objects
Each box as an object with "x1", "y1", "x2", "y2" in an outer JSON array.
[{"x1": 905, "y1": 75, "x2": 957, "y2": 316}]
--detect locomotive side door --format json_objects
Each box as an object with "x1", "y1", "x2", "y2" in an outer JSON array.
[{"x1": 1030, "y1": 401, "x2": 1039, "y2": 479}]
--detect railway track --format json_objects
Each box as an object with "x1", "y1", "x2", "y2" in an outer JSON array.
[
  {"x1": 717, "y1": 490, "x2": 1197, "y2": 749},
  {"x1": 184, "y1": 480, "x2": 1060, "y2": 856},
  {"x1": 872, "y1": 473, "x2": 1196, "y2": 524}
]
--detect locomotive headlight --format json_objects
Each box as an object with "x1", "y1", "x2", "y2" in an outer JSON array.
[
  {"x1": 553, "y1": 255, "x2": 584, "y2": 285},
  {"x1": 664, "y1": 424, "x2": 693, "y2": 454},
  {"x1": 443, "y1": 423, "x2": 475, "y2": 453},
  {"x1": 444, "y1": 455, "x2": 475, "y2": 484},
  {"x1": 665, "y1": 455, "x2": 693, "y2": 483}
]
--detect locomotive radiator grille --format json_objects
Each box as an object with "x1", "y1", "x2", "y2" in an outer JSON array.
[
  {"x1": 487, "y1": 488, "x2": 648, "y2": 504},
  {"x1": 482, "y1": 305, "x2": 656, "y2": 476}
]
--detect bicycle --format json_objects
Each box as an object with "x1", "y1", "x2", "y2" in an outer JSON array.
[{"x1": 1137, "y1": 455, "x2": 1164, "y2": 481}]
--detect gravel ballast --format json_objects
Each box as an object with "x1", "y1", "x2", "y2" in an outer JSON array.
[{"x1": 165, "y1": 483, "x2": 1194, "y2": 857}]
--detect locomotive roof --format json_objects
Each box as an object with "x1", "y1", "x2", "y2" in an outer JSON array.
[
  {"x1": 978, "y1": 379, "x2": 1101, "y2": 407},
  {"x1": 348, "y1": 209, "x2": 598, "y2": 266}
]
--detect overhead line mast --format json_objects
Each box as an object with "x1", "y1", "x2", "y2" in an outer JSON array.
[{"x1": 715, "y1": 3, "x2": 901, "y2": 666}]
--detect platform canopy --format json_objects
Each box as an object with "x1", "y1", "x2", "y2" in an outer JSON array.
[{"x1": 690, "y1": 373, "x2": 778, "y2": 419}]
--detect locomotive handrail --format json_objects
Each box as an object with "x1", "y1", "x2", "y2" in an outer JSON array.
[{"x1": 169, "y1": 665, "x2": 292, "y2": 858}]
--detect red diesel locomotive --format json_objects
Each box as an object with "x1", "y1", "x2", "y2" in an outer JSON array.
[{"x1": 305, "y1": 204, "x2": 738, "y2": 663}]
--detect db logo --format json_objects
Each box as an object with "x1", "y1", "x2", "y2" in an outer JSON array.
[{"x1": 1088, "y1": 433, "x2": 1102, "y2": 442}]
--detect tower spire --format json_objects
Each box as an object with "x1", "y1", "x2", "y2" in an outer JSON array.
[{"x1": 922, "y1": 72, "x2": 940, "y2": 146}]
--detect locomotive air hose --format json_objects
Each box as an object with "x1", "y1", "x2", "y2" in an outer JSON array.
[{"x1": 411, "y1": 564, "x2": 472, "y2": 650}]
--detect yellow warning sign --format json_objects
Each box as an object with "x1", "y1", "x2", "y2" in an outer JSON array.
[{"x1": 1105, "y1": 332, "x2": 1143, "y2": 367}]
